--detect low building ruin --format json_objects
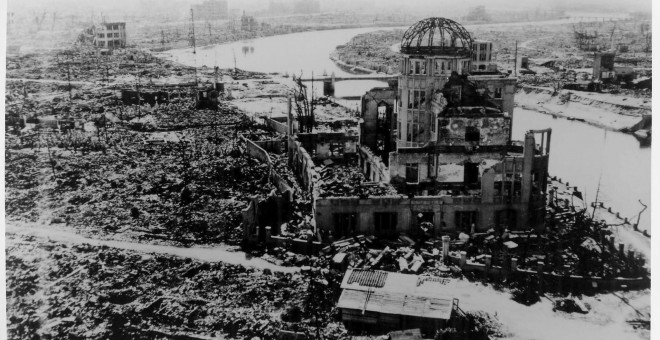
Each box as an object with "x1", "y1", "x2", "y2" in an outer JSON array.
[{"x1": 337, "y1": 269, "x2": 458, "y2": 335}]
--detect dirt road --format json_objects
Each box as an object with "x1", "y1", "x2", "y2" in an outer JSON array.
[{"x1": 5, "y1": 223, "x2": 299, "y2": 273}]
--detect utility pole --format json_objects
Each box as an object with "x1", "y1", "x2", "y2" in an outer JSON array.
[
  {"x1": 190, "y1": 9, "x2": 197, "y2": 54},
  {"x1": 190, "y1": 8, "x2": 198, "y2": 87},
  {"x1": 66, "y1": 62, "x2": 72, "y2": 100},
  {"x1": 232, "y1": 48, "x2": 237, "y2": 73},
  {"x1": 591, "y1": 174, "x2": 602, "y2": 220},
  {"x1": 59, "y1": 52, "x2": 78, "y2": 101},
  {"x1": 514, "y1": 40, "x2": 518, "y2": 77},
  {"x1": 133, "y1": 55, "x2": 142, "y2": 118}
]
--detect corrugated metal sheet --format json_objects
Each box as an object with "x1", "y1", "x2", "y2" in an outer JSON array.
[
  {"x1": 347, "y1": 269, "x2": 388, "y2": 287},
  {"x1": 337, "y1": 290, "x2": 453, "y2": 320}
]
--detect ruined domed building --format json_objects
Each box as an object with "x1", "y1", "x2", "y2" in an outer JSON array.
[
  {"x1": 284, "y1": 18, "x2": 552, "y2": 241},
  {"x1": 383, "y1": 17, "x2": 550, "y2": 232}
]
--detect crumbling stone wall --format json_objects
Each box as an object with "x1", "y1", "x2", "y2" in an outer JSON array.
[
  {"x1": 314, "y1": 195, "x2": 532, "y2": 237},
  {"x1": 267, "y1": 117, "x2": 289, "y2": 135},
  {"x1": 358, "y1": 146, "x2": 390, "y2": 183},
  {"x1": 437, "y1": 116, "x2": 511, "y2": 146}
]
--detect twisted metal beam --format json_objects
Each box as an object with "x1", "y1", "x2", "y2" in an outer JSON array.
[{"x1": 401, "y1": 17, "x2": 473, "y2": 55}]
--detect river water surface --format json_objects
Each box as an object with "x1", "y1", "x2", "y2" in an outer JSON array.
[{"x1": 161, "y1": 25, "x2": 651, "y2": 233}]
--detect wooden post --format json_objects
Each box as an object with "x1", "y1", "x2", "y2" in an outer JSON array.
[{"x1": 441, "y1": 236, "x2": 450, "y2": 262}]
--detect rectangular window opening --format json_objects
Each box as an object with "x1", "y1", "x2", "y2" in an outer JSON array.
[{"x1": 405, "y1": 163, "x2": 419, "y2": 183}]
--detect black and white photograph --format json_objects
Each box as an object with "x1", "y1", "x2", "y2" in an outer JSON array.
[{"x1": 1, "y1": 0, "x2": 655, "y2": 339}]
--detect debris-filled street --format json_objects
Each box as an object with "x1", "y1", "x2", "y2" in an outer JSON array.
[{"x1": 4, "y1": 1, "x2": 653, "y2": 340}]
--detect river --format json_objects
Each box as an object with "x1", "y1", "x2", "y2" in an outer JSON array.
[
  {"x1": 161, "y1": 24, "x2": 650, "y2": 233},
  {"x1": 160, "y1": 26, "x2": 404, "y2": 97}
]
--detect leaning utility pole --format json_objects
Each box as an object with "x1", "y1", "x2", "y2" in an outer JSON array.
[
  {"x1": 591, "y1": 174, "x2": 602, "y2": 220},
  {"x1": 635, "y1": 200, "x2": 647, "y2": 231}
]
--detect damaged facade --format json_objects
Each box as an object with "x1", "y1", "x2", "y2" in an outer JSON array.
[
  {"x1": 192, "y1": 0, "x2": 229, "y2": 20},
  {"x1": 248, "y1": 17, "x2": 552, "y2": 245},
  {"x1": 93, "y1": 22, "x2": 127, "y2": 49},
  {"x1": 324, "y1": 18, "x2": 551, "y2": 238}
]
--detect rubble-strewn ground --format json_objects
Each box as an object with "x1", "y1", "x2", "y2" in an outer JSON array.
[
  {"x1": 6, "y1": 232, "x2": 317, "y2": 340},
  {"x1": 5, "y1": 13, "x2": 651, "y2": 340},
  {"x1": 6, "y1": 99, "x2": 274, "y2": 246}
]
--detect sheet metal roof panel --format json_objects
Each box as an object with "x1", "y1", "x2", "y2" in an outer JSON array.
[
  {"x1": 338, "y1": 289, "x2": 453, "y2": 320},
  {"x1": 340, "y1": 269, "x2": 455, "y2": 300}
]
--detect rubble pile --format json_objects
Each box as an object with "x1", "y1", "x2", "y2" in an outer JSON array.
[
  {"x1": 6, "y1": 234, "x2": 328, "y2": 340},
  {"x1": 440, "y1": 193, "x2": 649, "y2": 279},
  {"x1": 317, "y1": 201, "x2": 648, "y2": 284},
  {"x1": 4, "y1": 155, "x2": 41, "y2": 221},
  {"x1": 5, "y1": 112, "x2": 281, "y2": 245},
  {"x1": 227, "y1": 68, "x2": 271, "y2": 81},
  {"x1": 315, "y1": 161, "x2": 398, "y2": 198},
  {"x1": 124, "y1": 100, "x2": 248, "y2": 130},
  {"x1": 7, "y1": 47, "x2": 193, "y2": 83},
  {"x1": 318, "y1": 235, "x2": 461, "y2": 278},
  {"x1": 436, "y1": 311, "x2": 505, "y2": 339},
  {"x1": 5, "y1": 40, "x2": 314, "y2": 248}
]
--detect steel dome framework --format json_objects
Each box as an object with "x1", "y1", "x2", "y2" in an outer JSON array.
[{"x1": 400, "y1": 17, "x2": 473, "y2": 56}]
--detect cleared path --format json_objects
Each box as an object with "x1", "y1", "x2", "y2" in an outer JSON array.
[{"x1": 6, "y1": 223, "x2": 298, "y2": 273}]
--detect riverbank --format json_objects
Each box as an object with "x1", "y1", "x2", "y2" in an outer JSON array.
[
  {"x1": 144, "y1": 22, "x2": 410, "y2": 53},
  {"x1": 516, "y1": 85, "x2": 651, "y2": 133}
]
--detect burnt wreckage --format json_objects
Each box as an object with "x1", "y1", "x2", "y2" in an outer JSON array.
[
  {"x1": 246, "y1": 18, "x2": 553, "y2": 245},
  {"x1": 316, "y1": 17, "x2": 550, "y2": 239}
]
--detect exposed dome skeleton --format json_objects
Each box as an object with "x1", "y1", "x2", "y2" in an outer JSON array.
[{"x1": 400, "y1": 17, "x2": 474, "y2": 56}]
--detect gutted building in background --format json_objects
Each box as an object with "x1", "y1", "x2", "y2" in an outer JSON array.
[
  {"x1": 93, "y1": 22, "x2": 127, "y2": 49},
  {"x1": 293, "y1": 0, "x2": 321, "y2": 14},
  {"x1": 191, "y1": 0, "x2": 229, "y2": 20}
]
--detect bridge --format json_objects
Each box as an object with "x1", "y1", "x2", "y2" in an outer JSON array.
[
  {"x1": 296, "y1": 74, "x2": 398, "y2": 82},
  {"x1": 567, "y1": 16, "x2": 631, "y2": 23}
]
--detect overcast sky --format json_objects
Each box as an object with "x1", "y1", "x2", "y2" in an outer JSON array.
[{"x1": 7, "y1": 0, "x2": 652, "y2": 17}]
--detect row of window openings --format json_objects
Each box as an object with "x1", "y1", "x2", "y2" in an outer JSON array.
[
  {"x1": 98, "y1": 40, "x2": 123, "y2": 47},
  {"x1": 399, "y1": 120, "x2": 482, "y2": 144},
  {"x1": 333, "y1": 211, "x2": 496, "y2": 236},
  {"x1": 408, "y1": 59, "x2": 470, "y2": 76},
  {"x1": 99, "y1": 33, "x2": 121, "y2": 38},
  {"x1": 472, "y1": 43, "x2": 492, "y2": 62},
  {"x1": 494, "y1": 180, "x2": 523, "y2": 198},
  {"x1": 472, "y1": 52, "x2": 492, "y2": 62},
  {"x1": 402, "y1": 87, "x2": 502, "y2": 110},
  {"x1": 403, "y1": 161, "x2": 481, "y2": 185}
]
